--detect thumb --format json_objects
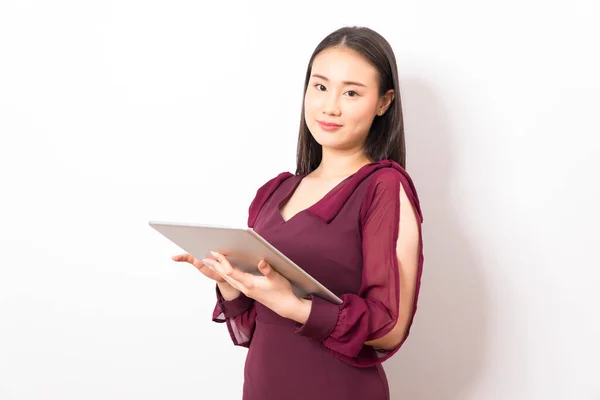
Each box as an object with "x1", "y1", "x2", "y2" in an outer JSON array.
[{"x1": 258, "y1": 259, "x2": 274, "y2": 278}]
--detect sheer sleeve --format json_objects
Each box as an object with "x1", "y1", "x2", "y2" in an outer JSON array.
[
  {"x1": 295, "y1": 169, "x2": 424, "y2": 367},
  {"x1": 212, "y1": 285, "x2": 256, "y2": 348}
]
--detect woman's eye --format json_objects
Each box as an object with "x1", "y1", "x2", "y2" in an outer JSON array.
[
  {"x1": 315, "y1": 84, "x2": 326, "y2": 91},
  {"x1": 345, "y1": 90, "x2": 358, "y2": 97}
]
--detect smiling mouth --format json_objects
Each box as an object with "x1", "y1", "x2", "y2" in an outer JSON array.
[{"x1": 317, "y1": 120, "x2": 343, "y2": 131}]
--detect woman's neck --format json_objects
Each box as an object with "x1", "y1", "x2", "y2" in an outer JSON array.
[{"x1": 312, "y1": 149, "x2": 371, "y2": 179}]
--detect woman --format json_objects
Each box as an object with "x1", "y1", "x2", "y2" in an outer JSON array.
[{"x1": 173, "y1": 26, "x2": 424, "y2": 400}]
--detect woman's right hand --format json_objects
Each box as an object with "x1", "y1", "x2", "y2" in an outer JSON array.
[{"x1": 172, "y1": 253, "x2": 226, "y2": 283}]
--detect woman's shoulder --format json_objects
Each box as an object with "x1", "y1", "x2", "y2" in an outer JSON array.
[
  {"x1": 365, "y1": 160, "x2": 415, "y2": 184},
  {"x1": 360, "y1": 160, "x2": 424, "y2": 223},
  {"x1": 247, "y1": 171, "x2": 296, "y2": 227}
]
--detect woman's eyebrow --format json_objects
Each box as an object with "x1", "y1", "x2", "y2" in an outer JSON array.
[{"x1": 311, "y1": 73, "x2": 367, "y2": 88}]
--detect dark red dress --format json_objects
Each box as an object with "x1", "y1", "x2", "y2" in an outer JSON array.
[{"x1": 213, "y1": 160, "x2": 424, "y2": 400}]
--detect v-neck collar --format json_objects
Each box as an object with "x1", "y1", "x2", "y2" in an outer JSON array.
[
  {"x1": 301, "y1": 160, "x2": 423, "y2": 224},
  {"x1": 277, "y1": 172, "x2": 354, "y2": 224},
  {"x1": 247, "y1": 159, "x2": 423, "y2": 228}
]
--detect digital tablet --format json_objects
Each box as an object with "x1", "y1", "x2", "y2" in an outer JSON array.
[{"x1": 148, "y1": 221, "x2": 343, "y2": 305}]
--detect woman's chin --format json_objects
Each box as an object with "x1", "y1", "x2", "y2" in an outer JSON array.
[{"x1": 312, "y1": 132, "x2": 344, "y2": 147}]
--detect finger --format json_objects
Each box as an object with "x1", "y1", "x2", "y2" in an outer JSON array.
[
  {"x1": 227, "y1": 278, "x2": 251, "y2": 297},
  {"x1": 204, "y1": 258, "x2": 236, "y2": 282},
  {"x1": 258, "y1": 259, "x2": 274, "y2": 278},
  {"x1": 206, "y1": 258, "x2": 243, "y2": 288},
  {"x1": 172, "y1": 253, "x2": 193, "y2": 262},
  {"x1": 205, "y1": 256, "x2": 246, "y2": 283},
  {"x1": 225, "y1": 267, "x2": 256, "y2": 289},
  {"x1": 210, "y1": 251, "x2": 234, "y2": 274},
  {"x1": 203, "y1": 257, "x2": 234, "y2": 283},
  {"x1": 206, "y1": 257, "x2": 257, "y2": 292},
  {"x1": 221, "y1": 273, "x2": 245, "y2": 293},
  {"x1": 173, "y1": 254, "x2": 207, "y2": 271},
  {"x1": 201, "y1": 257, "x2": 220, "y2": 271}
]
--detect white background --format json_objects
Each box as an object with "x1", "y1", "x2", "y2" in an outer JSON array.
[{"x1": 1, "y1": 1, "x2": 599, "y2": 399}]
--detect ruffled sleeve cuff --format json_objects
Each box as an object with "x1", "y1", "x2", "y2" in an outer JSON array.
[{"x1": 213, "y1": 285, "x2": 254, "y2": 321}]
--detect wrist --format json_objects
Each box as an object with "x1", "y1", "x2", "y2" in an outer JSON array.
[
  {"x1": 284, "y1": 297, "x2": 312, "y2": 324},
  {"x1": 217, "y1": 281, "x2": 241, "y2": 301}
]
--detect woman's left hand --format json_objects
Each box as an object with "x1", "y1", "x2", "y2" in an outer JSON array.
[{"x1": 202, "y1": 251, "x2": 302, "y2": 319}]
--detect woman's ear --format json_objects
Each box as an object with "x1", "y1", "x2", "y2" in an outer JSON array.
[{"x1": 378, "y1": 89, "x2": 395, "y2": 115}]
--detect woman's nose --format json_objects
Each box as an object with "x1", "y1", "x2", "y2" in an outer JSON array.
[{"x1": 322, "y1": 94, "x2": 341, "y2": 116}]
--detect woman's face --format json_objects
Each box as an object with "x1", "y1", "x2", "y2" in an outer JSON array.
[{"x1": 304, "y1": 46, "x2": 393, "y2": 153}]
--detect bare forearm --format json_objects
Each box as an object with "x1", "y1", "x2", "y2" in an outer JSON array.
[{"x1": 217, "y1": 281, "x2": 241, "y2": 301}]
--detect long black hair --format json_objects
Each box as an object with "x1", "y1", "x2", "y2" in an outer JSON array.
[{"x1": 296, "y1": 26, "x2": 405, "y2": 175}]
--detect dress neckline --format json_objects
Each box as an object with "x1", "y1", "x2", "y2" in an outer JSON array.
[
  {"x1": 247, "y1": 159, "x2": 422, "y2": 228},
  {"x1": 277, "y1": 164, "x2": 369, "y2": 224}
]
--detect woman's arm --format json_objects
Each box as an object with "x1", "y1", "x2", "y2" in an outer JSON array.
[
  {"x1": 364, "y1": 183, "x2": 420, "y2": 349},
  {"x1": 208, "y1": 169, "x2": 424, "y2": 366},
  {"x1": 286, "y1": 183, "x2": 420, "y2": 351},
  {"x1": 290, "y1": 170, "x2": 424, "y2": 367},
  {"x1": 217, "y1": 281, "x2": 241, "y2": 300},
  {"x1": 212, "y1": 284, "x2": 257, "y2": 348}
]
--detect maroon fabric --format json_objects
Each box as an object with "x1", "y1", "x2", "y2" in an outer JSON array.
[
  {"x1": 212, "y1": 160, "x2": 424, "y2": 400},
  {"x1": 213, "y1": 286, "x2": 256, "y2": 348}
]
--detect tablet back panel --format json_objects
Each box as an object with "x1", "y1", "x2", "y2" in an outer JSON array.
[{"x1": 149, "y1": 221, "x2": 342, "y2": 304}]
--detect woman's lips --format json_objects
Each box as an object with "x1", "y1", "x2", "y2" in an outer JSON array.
[{"x1": 317, "y1": 120, "x2": 343, "y2": 131}]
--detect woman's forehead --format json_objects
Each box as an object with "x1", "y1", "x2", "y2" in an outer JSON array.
[{"x1": 311, "y1": 47, "x2": 378, "y2": 84}]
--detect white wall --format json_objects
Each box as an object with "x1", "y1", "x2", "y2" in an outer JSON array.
[{"x1": 1, "y1": 1, "x2": 598, "y2": 399}]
